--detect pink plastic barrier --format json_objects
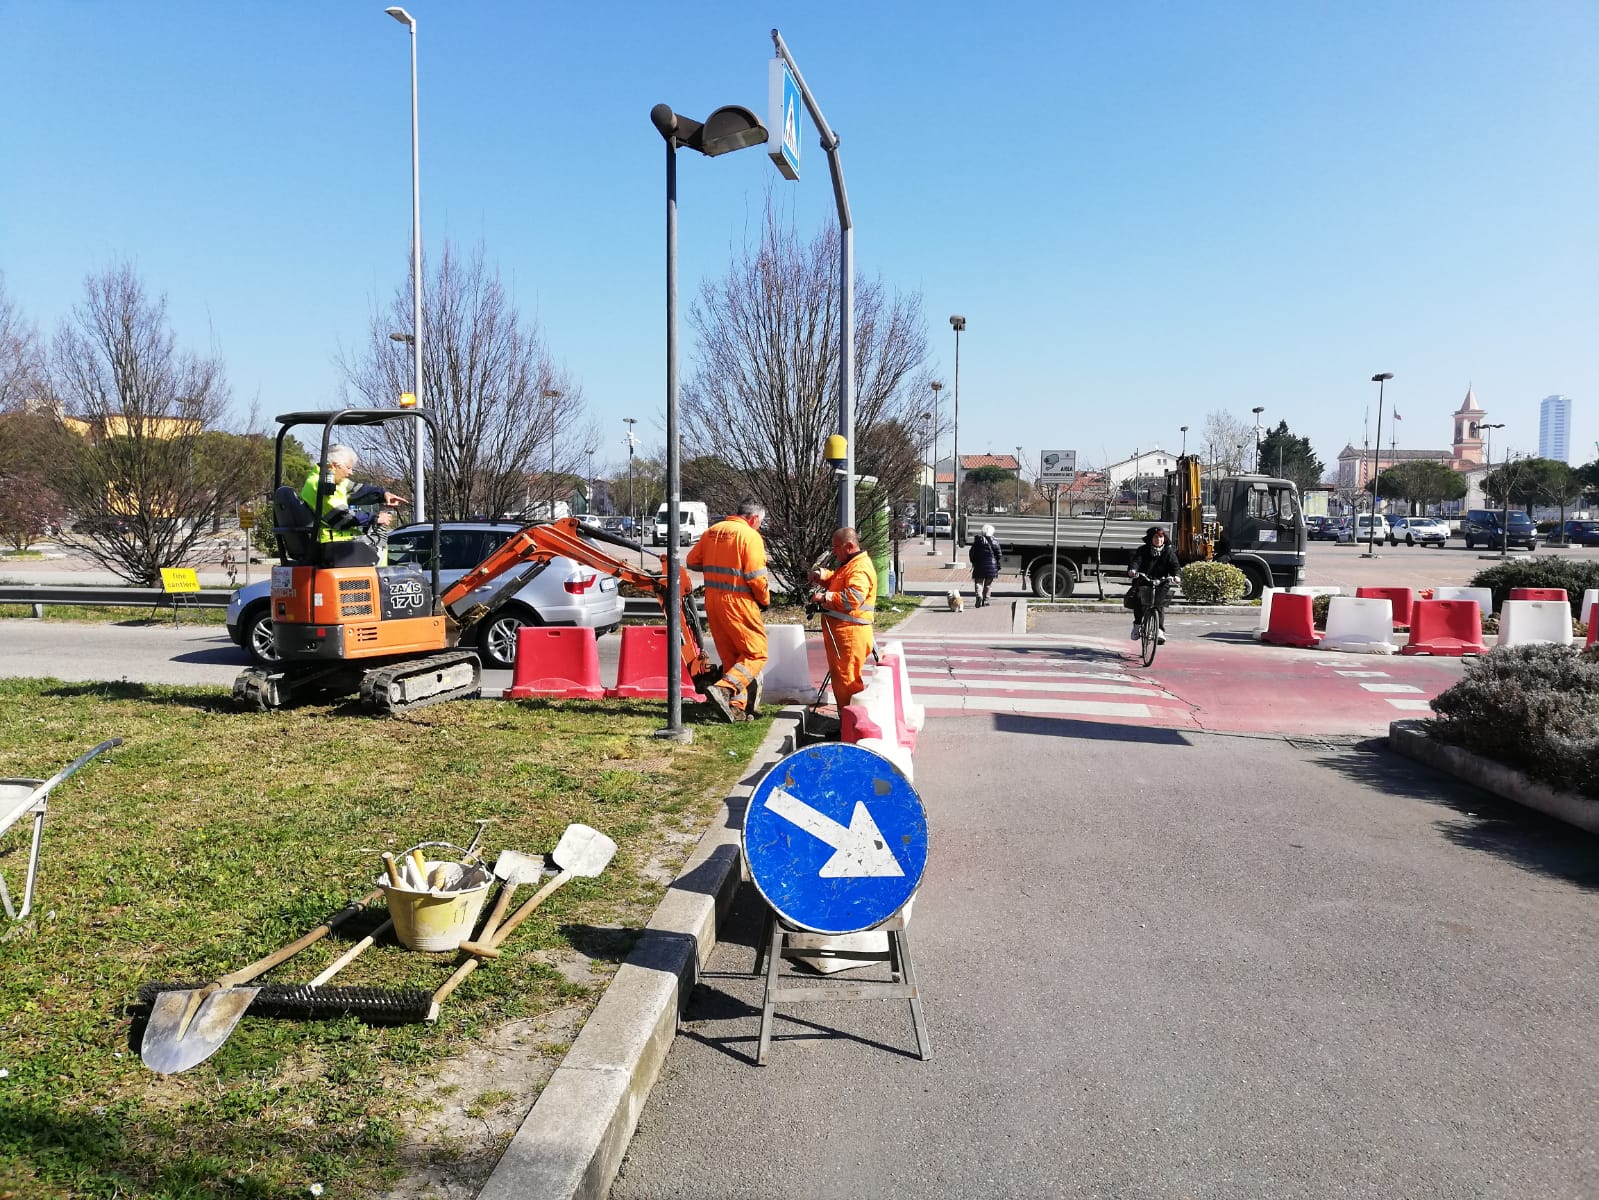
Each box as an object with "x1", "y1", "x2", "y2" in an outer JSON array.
[
  {"x1": 1261, "y1": 592, "x2": 1321, "y2": 648},
  {"x1": 606, "y1": 625, "x2": 698, "y2": 700},
  {"x1": 505, "y1": 627, "x2": 605, "y2": 700},
  {"x1": 1400, "y1": 600, "x2": 1486, "y2": 657}
]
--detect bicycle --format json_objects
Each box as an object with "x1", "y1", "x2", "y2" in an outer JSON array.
[{"x1": 1130, "y1": 573, "x2": 1177, "y2": 666}]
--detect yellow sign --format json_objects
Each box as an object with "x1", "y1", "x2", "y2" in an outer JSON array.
[
  {"x1": 160, "y1": 568, "x2": 201, "y2": 594},
  {"x1": 238, "y1": 506, "x2": 255, "y2": 530}
]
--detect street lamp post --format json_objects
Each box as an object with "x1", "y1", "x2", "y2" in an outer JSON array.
[
  {"x1": 623, "y1": 417, "x2": 638, "y2": 533},
  {"x1": 1251, "y1": 406, "x2": 1265, "y2": 473},
  {"x1": 1365, "y1": 373, "x2": 1393, "y2": 558},
  {"x1": 927, "y1": 381, "x2": 942, "y2": 555},
  {"x1": 585, "y1": 446, "x2": 596, "y2": 514},
  {"x1": 1180, "y1": 425, "x2": 1188, "y2": 456},
  {"x1": 948, "y1": 315, "x2": 966, "y2": 567},
  {"x1": 651, "y1": 101, "x2": 767, "y2": 741},
  {"x1": 1476, "y1": 421, "x2": 1506, "y2": 558},
  {"x1": 1015, "y1": 446, "x2": 1024, "y2": 510},
  {"x1": 385, "y1": 6, "x2": 425, "y2": 523},
  {"x1": 542, "y1": 389, "x2": 563, "y2": 518}
]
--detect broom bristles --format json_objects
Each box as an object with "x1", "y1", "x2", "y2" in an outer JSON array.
[{"x1": 135, "y1": 981, "x2": 432, "y2": 1024}]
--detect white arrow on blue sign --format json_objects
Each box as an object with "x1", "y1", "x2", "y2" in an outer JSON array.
[
  {"x1": 768, "y1": 58, "x2": 801, "y2": 182},
  {"x1": 743, "y1": 743, "x2": 927, "y2": 934}
]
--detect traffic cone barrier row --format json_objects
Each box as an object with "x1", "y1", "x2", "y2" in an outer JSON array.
[
  {"x1": 505, "y1": 627, "x2": 605, "y2": 700},
  {"x1": 1355, "y1": 586, "x2": 1414, "y2": 629},
  {"x1": 1400, "y1": 600, "x2": 1486, "y2": 656},
  {"x1": 1261, "y1": 591, "x2": 1321, "y2": 648},
  {"x1": 606, "y1": 625, "x2": 699, "y2": 700}
]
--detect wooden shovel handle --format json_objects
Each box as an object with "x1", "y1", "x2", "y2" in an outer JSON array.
[
  {"x1": 217, "y1": 888, "x2": 384, "y2": 989},
  {"x1": 431, "y1": 871, "x2": 572, "y2": 1010},
  {"x1": 308, "y1": 918, "x2": 393, "y2": 987}
]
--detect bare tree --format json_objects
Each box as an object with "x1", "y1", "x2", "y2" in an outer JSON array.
[
  {"x1": 48, "y1": 263, "x2": 247, "y2": 585},
  {"x1": 1201, "y1": 410, "x2": 1254, "y2": 477},
  {"x1": 341, "y1": 241, "x2": 595, "y2": 521},
  {"x1": 682, "y1": 208, "x2": 930, "y2": 591},
  {"x1": 0, "y1": 273, "x2": 46, "y2": 414}
]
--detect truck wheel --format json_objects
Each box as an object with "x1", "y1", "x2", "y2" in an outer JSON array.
[
  {"x1": 1235, "y1": 562, "x2": 1270, "y2": 602},
  {"x1": 1030, "y1": 562, "x2": 1076, "y2": 598}
]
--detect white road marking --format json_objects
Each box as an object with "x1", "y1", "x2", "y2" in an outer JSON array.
[
  {"x1": 911, "y1": 677, "x2": 1160, "y2": 696},
  {"x1": 1360, "y1": 683, "x2": 1424, "y2": 694},
  {"x1": 920, "y1": 696, "x2": 1156, "y2": 717},
  {"x1": 1335, "y1": 670, "x2": 1391, "y2": 677},
  {"x1": 1386, "y1": 699, "x2": 1435, "y2": 711}
]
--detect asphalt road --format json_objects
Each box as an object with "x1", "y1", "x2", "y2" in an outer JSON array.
[{"x1": 611, "y1": 727, "x2": 1599, "y2": 1199}]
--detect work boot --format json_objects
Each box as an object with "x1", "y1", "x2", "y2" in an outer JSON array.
[
  {"x1": 703, "y1": 685, "x2": 737, "y2": 723},
  {"x1": 1130, "y1": 625, "x2": 1141, "y2": 640},
  {"x1": 744, "y1": 676, "x2": 762, "y2": 721}
]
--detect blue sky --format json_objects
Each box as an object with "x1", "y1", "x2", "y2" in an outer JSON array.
[{"x1": 3, "y1": 1, "x2": 1595, "y2": 480}]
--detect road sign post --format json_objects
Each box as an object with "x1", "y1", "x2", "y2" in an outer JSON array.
[{"x1": 743, "y1": 742, "x2": 930, "y2": 1062}]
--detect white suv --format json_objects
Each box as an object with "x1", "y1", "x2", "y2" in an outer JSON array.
[
  {"x1": 1337, "y1": 515, "x2": 1389, "y2": 544},
  {"x1": 226, "y1": 521, "x2": 624, "y2": 670}
]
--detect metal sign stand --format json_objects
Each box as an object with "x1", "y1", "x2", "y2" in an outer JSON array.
[{"x1": 752, "y1": 904, "x2": 929, "y2": 1064}]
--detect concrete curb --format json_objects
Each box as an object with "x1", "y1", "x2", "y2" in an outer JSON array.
[
  {"x1": 1387, "y1": 719, "x2": 1599, "y2": 836},
  {"x1": 476, "y1": 710, "x2": 799, "y2": 1200}
]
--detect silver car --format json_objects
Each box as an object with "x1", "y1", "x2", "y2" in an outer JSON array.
[{"x1": 225, "y1": 521, "x2": 624, "y2": 670}]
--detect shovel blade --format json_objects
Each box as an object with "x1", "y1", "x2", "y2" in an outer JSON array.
[
  {"x1": 551, "y1": 823, "x2": 618, "y2": 878},
  {"x1": 140, "y1": 986, "x2": 262, "y2": 1075},
  {"x1": 492, "y1": 848, "x2": 549, "y2": 885}
]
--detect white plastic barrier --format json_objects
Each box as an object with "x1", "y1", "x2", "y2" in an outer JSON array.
[
  {"x1": 760, "y1": 623, "x2": 815, "y2": 703},
  {"x1": 1432, "y1": 586, "x2": 1493, "y2": 619},
  {"x1": 877, "y1": 639, "x2": 925, "y2": 746},
  {"x1": 856, "y1": 737, "x2": 914, "y2": 783},
  {"x1": 1498, "y1": 600, "x2": 1573, "y2": 649},
  {"x1": 1289, "y1": 585, "x2": 1342, "y2": 598},
  {"x1": 1582, "y1": 588, "x2": 1599, "y2": 628},
  {"x1": 843, "y1": 671, "x2": 900, "y2": 746},
  {"x1": 1319, "y1": 596, "x2": 1397, "y2": 654},
  {"x1": 1258, "y1": 587, "x2": 1279, "y2": 635}
]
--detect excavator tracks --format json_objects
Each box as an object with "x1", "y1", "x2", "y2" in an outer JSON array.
[{"x1": 358, "y1": 650, "x2": 482, "y2": 717}]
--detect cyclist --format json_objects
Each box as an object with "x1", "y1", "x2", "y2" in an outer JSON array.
[{"x1": 1127, "y1": 525, "x2": 1180, "y2": 643}]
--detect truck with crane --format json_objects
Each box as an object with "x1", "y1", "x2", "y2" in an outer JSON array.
[{"x1": 965, "y1": 456, "x2": 1306, "y2": 600}]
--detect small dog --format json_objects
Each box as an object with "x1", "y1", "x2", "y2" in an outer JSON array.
[{"x1": 946, "y1": 590, "x2": 964, "y2": 612}]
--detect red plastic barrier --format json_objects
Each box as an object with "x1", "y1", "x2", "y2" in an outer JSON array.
[
  {"x1": 1588, "y1": 618, "x2": 1598, "y2": 649},
  {"x1": 883, "y1": 650, "x2": 920, "y2": 753},
  {"x1": 840, "y1": 690, "x2": 888, "y2": 745},
  {"x1": 606, "y1": 625, "x2": 698, "y2": 700},
  {"x1": 505, "y1": 627, "x2": 605, "y2": 699},
  {"x1": 1509, "y1": 587, "x2": 1568, "y2": 604},
  {"x1": 1261, "y1": 592, "x2": 1321, "y2": 648},
  {"x1": 1400, "y1": 599, "x2": 1486, "y2": 657},
  {"x1": 1355, "y1": 586, "x2": 1414, "y2": 629}
]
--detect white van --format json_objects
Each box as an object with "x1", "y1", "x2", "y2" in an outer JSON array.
[
  {"x1": 927, "y1": 510, "x2": 953, "y2": 537},
  {"x1": 653, "y1": 501, "x2": 710, "y2": 547}
]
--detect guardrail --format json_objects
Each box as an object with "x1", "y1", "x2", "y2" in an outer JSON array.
[{"x1": 0, "y1": 585, "x2": 697, "y2": 622}]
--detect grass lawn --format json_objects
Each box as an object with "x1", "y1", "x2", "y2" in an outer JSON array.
[{"x1": 0, "y1": 680, "x2": 768, "y2": 1199}]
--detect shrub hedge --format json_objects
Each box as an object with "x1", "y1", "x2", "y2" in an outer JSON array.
[
  {"x1": 1428, "y1": 643, "x2": 1599, "y2": 799},
  {"x1": 1469, "y1": 558, "x2": 1599, "y2": 617},
  {"x1": 1181, "y1": 561, "x2": 1247, "y2": 604}
]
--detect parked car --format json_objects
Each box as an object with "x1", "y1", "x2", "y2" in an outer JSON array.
[
  {"x1": 1389, "y1": 516, "x2": 1448, "y2": 547},
  {"x1": 1561, "y1": 519, "x2": 1599, "y2": 546},
  {"x1": 1461, "y1": 508, "x2": 1538, "y2": 551},
  {"x1": 600, "y1": 515, "x2": 636, "y2": 537},
  {"x1": 225, "y1": 520, "x2": 625, "y2": 669},
  {"x1": 1336, "y1": 515, "x2": 1389, "y2": 545},
  {"x1": 1305, "y1": 515, "x2": 1339, "y2": 541}
]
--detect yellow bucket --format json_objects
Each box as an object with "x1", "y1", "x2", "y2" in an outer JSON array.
[{"x1": 378, "y1": 859, "x2": 494, "y2": 952}]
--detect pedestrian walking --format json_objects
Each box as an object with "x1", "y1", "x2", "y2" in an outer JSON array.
[{"x1": 968, "y1": 523, "x2": 1002, "y2": 608}]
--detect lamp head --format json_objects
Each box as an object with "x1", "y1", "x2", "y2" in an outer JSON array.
[
  {"x1": 1372, "y1": 372, "x2": 1394, "y2": 383},
  {"x1": 949, "y1": 315, "x2": 966, "y2": 332},
  {"x1": 385, "y1": 6, "x2": 415, "y2": 26},
  {"x1": 823, "y1": 434, "x2": 848, "y2": 466},
  {"x1": 651, "y1": 103, "x2": 767, "y2": 155}
]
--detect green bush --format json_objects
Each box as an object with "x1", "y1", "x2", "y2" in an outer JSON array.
[
  {"x1": 1429, "y1": 643, "x2": 1599, "y2": 798},
  {"x1": 1470, "y1": 558, "x2": 1599, "y2": 617},
  {"x1": 1312, "y1": 593, "x2": 1332, "y2": 629},
  {"x1": 1180, "y1": 561, "x2": 1247, "y2": 604}
]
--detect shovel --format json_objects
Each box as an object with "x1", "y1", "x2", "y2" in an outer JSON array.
[
  {"x1": 139, "y1": 888, "x2": 382, "y2": 1075},
  {"x1": 457, "y1": 849, "x2": 549, "y2": 959},
  {"x1": 430, "y1": 824, "x2": 617, "y2": 1018}
]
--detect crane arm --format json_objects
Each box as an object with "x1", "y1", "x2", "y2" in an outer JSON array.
[{"x1": 437, "y1": 517, "x2": 715, "y2": 684}]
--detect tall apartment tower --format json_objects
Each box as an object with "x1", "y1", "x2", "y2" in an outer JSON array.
[{"x1": 1539, "y1": 394, "x2": 1572, "y2": 463}]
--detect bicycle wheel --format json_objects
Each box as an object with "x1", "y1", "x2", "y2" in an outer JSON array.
[{"x1": 1140, "y1": 613, "x2": 1158, "y2": 666}]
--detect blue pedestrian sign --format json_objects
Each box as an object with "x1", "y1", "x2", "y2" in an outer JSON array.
[
  {"x1": 743, "y1": 743, "x2": 927, "y2": 934},
  {"x1": 768, "y1": 58, "x2": 801, "y2": 181}
]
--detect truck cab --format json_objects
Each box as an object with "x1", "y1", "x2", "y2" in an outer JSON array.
[{"x1": 1212, "y1": 475, "x2": 1307, "y2": 596}]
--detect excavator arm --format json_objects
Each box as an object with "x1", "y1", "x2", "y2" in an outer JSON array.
[
  {"x1": 1166, "y1": 455, "x2": 1214, "y2": 565},
  {"x1": 438, "y1": 517, "x2": 716, "y2": 685}
]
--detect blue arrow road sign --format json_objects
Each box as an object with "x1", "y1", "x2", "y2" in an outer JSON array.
[{"x1": 743, "y1": 743, "x2": 927, "y2": 934}]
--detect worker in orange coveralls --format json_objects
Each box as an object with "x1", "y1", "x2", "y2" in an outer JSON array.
[
  {"x1": 809, "y1": 526, "x2": 878, "y2": 710},
  {"x1": 686, "y1": 499, "x2": 771, "y2": 722}
]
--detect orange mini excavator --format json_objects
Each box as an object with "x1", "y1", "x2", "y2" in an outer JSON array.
[{"x1": 233, "y1": 409, "x2": 716, "y2": 716}]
